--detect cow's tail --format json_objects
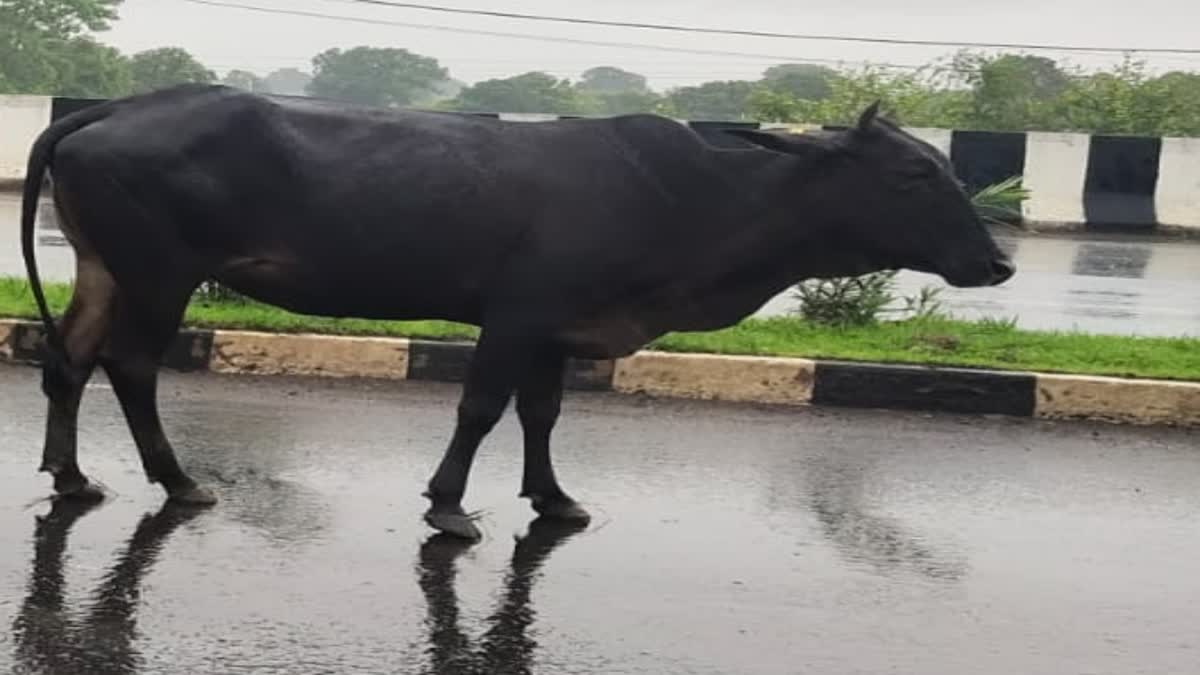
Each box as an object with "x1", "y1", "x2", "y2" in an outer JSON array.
[{"x1": 21, "y1": 102, "x2": 117, "y2": 363}]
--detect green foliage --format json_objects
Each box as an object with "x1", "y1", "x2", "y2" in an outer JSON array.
[
  {"x1": 660, "y1": 80, "x2": 758, "y2": 120},
  {"x1": 792, "y1": 272, "x2": 899, "y2": 327},
  {"x1": 761, "y1": 63, "x2": 836, "y2": 101},
  {"x1": 745, "y1": 88, "x2": 804, "y2": 123},
  {"x1": 0, "y1": 0, "x2": 121, "y2": 34},
  {"x1": 129, "y1": 47, "x2": 214, "y2": 94},
  {"x1": 45, "y1": 36, "x2": 130, "y2": 97},
  {"x1": 753, "y1": 65, "x2": 973, "y2": 128},
  {"x1": 577, "y1": 66, "x2": 648, "y2": 95},
  {"x1": 792, "y1": 271, "x2": 947, "y2": 328},
  {"x1": 0, "y1": 0, "x2": 124, "y2": 94},
  {"x1": 1048, "y1": 57, "x2": 1200, "y2": 136},
  {"x1": 747, "y1": 54, "x2": 1200, "y2": 137},
  {"x1": 579, "y1": 89, "x2": 662, "y2": 116},
  {"x1": 574, "y1": 66, "x2": 660, "y2": 116},
  {"x1": 970, "y1": 175, "x2": 1029, "y2": 226},
  {"x1": 953, "y1": 52, "x2": 1069, "y2": 131},
  {"x1": 450, "y1": 71, "x2": 584, "y2": 114},
  {"x1": 308, "y1": 46, "x2": 448, "y2": 107}
]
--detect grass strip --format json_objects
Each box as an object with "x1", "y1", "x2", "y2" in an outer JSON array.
[{"x1": 1, "y1": 277, "x2": 1197, "y2": 382}]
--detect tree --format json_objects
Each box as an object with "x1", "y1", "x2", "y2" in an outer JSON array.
[
  {"x1": 50, "y1": 36, "x2": 131, "y2": 97},
  {"x1": 748, "y1": 66, "x2": 971, "y2": 128},
  {"x1": 1048, "y1": 58, "x2": 1200, "y2": 136},
  {"x1": 0, "y1": 0, "x2": 123, "y2": 94},
  {"x1": 660, "y1": 80, "x2": 757, "y2": 120},
  {"x1": 264, "y1": 67, "x2": 312, "y2": 96},
  {"x1": 129, "y1": 47, "x2": 215, "y2": 94},
  {"x1": 577, "y1": 66, "x2": 649, "y2": 95},
  {"x1": 955, "y1": 52, "x2": 1070, "y2": 131},
  {"x1": 1143, "y1": 71, "x2": 1200, "y2": 137},
  {"x1": 308, "y1": 46, "x2": 447, "y2": 107},
  {"x1": 572, "y1": 66, "x2": 658, "y2": 115},
  {"x1": 451, "y1": 72, "x2": 585, "y2": 114},
  {"x1": 581, "y1": 90, "x2": 662, "y2": 116},
  {"x1": 761, "y1": 63, "x2": 836, "y2": 101},
  {"x1": 410, "y1": 78, "x2": 465, "y2": 106}
]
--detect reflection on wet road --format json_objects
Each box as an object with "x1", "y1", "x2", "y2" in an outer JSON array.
[
  {"x1": 1, "y1": 368, "x2": 1198, "y2": 674},
  {"x1": 12, "y1": 500, "x2": 204, "y2": 675},
  {"x1": 2, "y1": 195, "x2": 1198, "y2": 336}
]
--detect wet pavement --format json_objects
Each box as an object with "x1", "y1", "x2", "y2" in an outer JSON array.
[
  {"x1": 0, "y1": 365, "x2": 1198, "y2": 674},
  {"x1": 3, "y1": 194, "x2": 1198, "y2": 338}
]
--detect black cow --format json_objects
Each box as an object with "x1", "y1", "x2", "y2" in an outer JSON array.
[{"x1": 21, "y1": 84, "x2": 1013, "y2": 540}]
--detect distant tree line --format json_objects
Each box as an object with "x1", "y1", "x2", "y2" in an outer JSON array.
[{"x1": 3, "y1": 0, "x2": 1199, "y2": 136}]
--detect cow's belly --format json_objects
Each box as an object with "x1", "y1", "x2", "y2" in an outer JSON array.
[{"x1": 212, "y1": 255, "x2": 485, "y2": 324}]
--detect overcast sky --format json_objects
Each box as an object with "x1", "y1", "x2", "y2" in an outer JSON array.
[{"x1": 99, "y1": 0, "x2": 1200, "y2": 88}]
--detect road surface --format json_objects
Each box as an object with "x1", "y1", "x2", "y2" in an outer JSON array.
[
  {"x1": 0, "y1": 366, "x2": 1197, "y2": 674},
  {"x1": 2, "y1": 194, "x2": 1199, "y2": 337}
]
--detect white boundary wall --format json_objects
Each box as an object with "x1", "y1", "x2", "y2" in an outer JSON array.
[{"x1": 0, "y1": 96, "x2": 52, "y2": 181}]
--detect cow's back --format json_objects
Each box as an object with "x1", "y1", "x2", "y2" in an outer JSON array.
[{"x1": 49, "y1": 85, "x2": 739, "y2": 325}]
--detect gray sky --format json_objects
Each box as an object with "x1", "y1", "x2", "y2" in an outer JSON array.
[{"x1": 99, "y1": 0, "x2": 1200, "y2": 88}]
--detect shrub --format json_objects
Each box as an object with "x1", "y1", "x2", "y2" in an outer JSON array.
[{"x1": 792, "y1": 271, "x2": 898, "y2": 326}]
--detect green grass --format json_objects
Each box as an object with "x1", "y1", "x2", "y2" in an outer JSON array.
[{"x1": 2, "y1": 278, "x2": 1198, "y2": 382}]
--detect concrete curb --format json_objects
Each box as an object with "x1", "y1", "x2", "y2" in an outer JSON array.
[{"x1": 2, "y1": 319, "x2": 1197, "y2": 427}]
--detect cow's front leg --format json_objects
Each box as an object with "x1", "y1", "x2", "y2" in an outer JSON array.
[
  {"x1": 516, "y1": 348, "x2": 590, "y2": 524},
  {"x1": 424, "y1": 330, "x2": 529, "y2": 540}
]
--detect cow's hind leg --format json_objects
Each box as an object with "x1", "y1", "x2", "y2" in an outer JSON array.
[
  {"x1": 516, "y1": 347, "x2": 589, "y2": 524},
  {"x1": 424, "y1": 329, "x2": 539, "y2": 540},
  {"x1": 39, "y1": 256, "x2": 117, "y2": 501},
  {"x1": 98, "y1": 291, "x2": 215, "y2": 506}
]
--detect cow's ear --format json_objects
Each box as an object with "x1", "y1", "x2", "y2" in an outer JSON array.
[
  {"x1": 856, "y1": 101, "x2": 881, "y2": 132},
  {"x1": 721, "y1": 128, "x2": 799, "y2": 154}
]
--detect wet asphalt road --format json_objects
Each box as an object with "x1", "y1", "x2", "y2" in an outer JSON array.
[{"x1": 1, "y1": 365, "x2": 1199, "y2": 674}]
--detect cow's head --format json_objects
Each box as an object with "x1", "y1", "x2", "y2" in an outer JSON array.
[{"x1": 725, "y1": 103, "x2": 1015, "y2": 288}]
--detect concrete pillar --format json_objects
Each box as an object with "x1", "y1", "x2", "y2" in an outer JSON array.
[
  {"x1": 1021, "y1": 131, "x2": 1090, "y2": 228},
  {"x1": 1154, "y1": 136, "x2": 1200, "y2": 231}
]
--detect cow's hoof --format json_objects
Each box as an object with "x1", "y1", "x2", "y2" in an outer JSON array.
[
  {"x1": 167, "y1": 485, "x2": 218, "y2": 507},
  {"x1": 529, "y1": 495, "x2": 592, "y2": 524},
  {"x1": 424, "y1": 508, "x2": 482, "y2": 541},
  {"x1": 55, "y1": 480, "x2": 106, "y2": 503}
]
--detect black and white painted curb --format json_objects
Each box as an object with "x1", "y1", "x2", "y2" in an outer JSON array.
[
  {"x1": 2, "y1": 94, "x2": 1199, "y2": 235},
  {"x1": 2, "y1": 320, "x2": 1197, "y2": 427}
]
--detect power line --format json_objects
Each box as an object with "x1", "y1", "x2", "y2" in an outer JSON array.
[
  {"x1": 179, "y1": 0, "x2": 936, "y2": 71},
  {"x1": 320, "y1": 0, "x2": 1200, "y2": 56}
]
